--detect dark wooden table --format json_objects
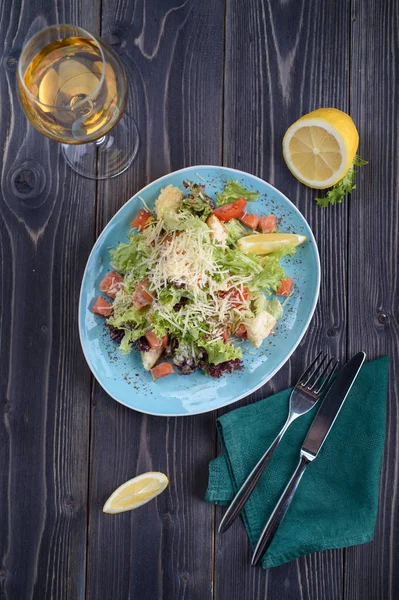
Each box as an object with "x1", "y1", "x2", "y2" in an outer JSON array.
[{"x1": 1, "y1": 1, "x2": 398, "y2": 599}]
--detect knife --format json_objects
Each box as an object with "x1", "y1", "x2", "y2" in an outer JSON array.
[{"x1": 251, "y1": 351, "x2": 366, "y2": 567}]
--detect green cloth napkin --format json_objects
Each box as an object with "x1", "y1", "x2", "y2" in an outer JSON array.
[{"x1": 206, "y1": 356, "x2": 388, "y2": 568}]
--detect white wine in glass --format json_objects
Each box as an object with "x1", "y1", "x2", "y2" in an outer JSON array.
[{"x1": 18, "y1": 25, "x2": 139, "y2": 179}]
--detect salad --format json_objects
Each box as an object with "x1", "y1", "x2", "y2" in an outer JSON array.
[{"x1": 91, "y1": 180, "x2": 306, "y2": 381}]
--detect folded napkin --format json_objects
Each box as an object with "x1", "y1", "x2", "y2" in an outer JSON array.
[{"x1": 206, "y1": 356, "x2": 388, "y2": 568}]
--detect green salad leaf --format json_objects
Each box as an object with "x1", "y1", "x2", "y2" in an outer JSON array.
[
  {"x1": 108, "y1": 306, "x2": 148, "y2": 332},
  {"x1": 158, "y1": 286, "x2": 190, "y2": 307},
  {"x1": 249, "y1": 256, "x2": 285, "y2": 294},
  {"x1": 119, "y1": 331, "x2": 141, "y2": 354},
  {"x1": 162, "y1": 211, "x2": 210, "y2": 233},
  {"x1": 216, "y1": 180, "x2": 259, "y2": 206},
  {"x1": 266, "y1": 297, "x2": 284, "y2": 319},
  {"x1": 201, "y1": 338, "x2": 242, "y2": 365},
  {"x1": 315, "y1": 155, "x2": 368, "y2": 207},
  {"x1": 224, "y1": 218, "x2": 249, "y2": 244},
  {"x1": 110, "y1": 235, "x2": 150, "y2": 279},
  {"x1": 214, "y1": 246, "x2": 262, "y2": 277},
  {"x1": 268, "y1": 244, "x2": 296, "y2": 259},
  {"x1": 181, "y1": 181, "x2": 213, "y2": 219}
]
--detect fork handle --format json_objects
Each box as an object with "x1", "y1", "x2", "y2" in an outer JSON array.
[
  {"x1": 251, "y1": 454, "x2": 310, "y2": 566},
  {"x1": 218, "y1": 418, "x2": 292, "y2": 534}
]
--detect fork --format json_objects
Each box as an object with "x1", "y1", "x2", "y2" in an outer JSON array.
[{"x1": 218, "y1": 353, "x2": 339, "y2": 534}]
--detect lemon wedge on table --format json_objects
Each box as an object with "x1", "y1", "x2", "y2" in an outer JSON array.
[
  {"x1": 238, "y1": 233, "x2": 306, "y2": 255},
  {"x1": 282, "y1": 108, "x2": 359, "y2": 189},
  {"x1": 103, "y1": 472, "x2": 169, "y2": 514}
]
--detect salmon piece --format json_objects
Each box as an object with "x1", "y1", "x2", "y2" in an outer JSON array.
[
  {"x1": 220, "y1": 287, "x2": 250, "y2": 309},
  {"x1": 240, "y1": 213, "x2": 259, "y2": 230},
  {"x1": 132, "y1": 279, "x2": 153, "y2": 308},
  {"x1": 235, "y1": 324, "x2": 247, "y2": 339},
  {"x1": 131, "y1": 208, "x2": 153, "y2": 230},
  {"x1": 151, "y1": 362, "x2": 175, "y2": 381},
  {"x1": 258, "y1": 215, "x2": 277, "y2": 233},
  {"x1": 100, "y1": 271, "x2": 124, "y2": 299},
  {"x1": 145, "y1": 330, "x2": 168, "y2": 350},
  {"x1": 222, "y1": 327, "x2": 230, "y2": 343},
  {"x1": 92, "y1": 297, "x2": 113, "y2": 317},
  {"x1": 276, "y1": 277, "x2": 293, "y2": 296}
]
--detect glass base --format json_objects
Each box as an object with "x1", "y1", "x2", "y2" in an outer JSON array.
[{"x1": 62, "y1": 112, "x2": 139, "y2": 180}]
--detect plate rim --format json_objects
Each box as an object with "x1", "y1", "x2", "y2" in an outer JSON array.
[{"x1": 79, "y1": 165, "x2": 321, "y2": 417}]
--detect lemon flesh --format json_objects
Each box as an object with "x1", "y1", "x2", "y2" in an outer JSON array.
[
  {"x1": 103, "y1": 472, "x2": 169, "y2": 514},
  {"x1": 238, "y1": 233, "x2": 306, "y2": 255},
  {"x1": 283, "y1": 108, "x2": 359, "y2": 189}
]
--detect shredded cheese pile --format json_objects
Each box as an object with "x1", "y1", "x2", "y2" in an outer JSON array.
[{"x1": 137, "y1": 216, "x2": 253, "y2": 340}]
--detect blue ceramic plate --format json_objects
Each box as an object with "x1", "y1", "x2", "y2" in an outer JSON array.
[{"x1": 79, "y1": 166, "x2": 320, "y2": 416}]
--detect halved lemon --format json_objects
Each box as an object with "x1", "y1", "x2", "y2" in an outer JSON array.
[
  {"x1": 103, "y1": 472, "x2": 169, "y2": 514},
  {"x1": 282, "y1": 108, "x2": 359, "y2": 189},
  {"x1": 238, "y1": 233, "x2": 306, "y2": 255}
]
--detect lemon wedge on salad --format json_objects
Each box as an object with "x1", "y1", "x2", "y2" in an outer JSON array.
[
  {"x1": 238, "y1": 233, "x2": 306, "y2": 255},
  {"x1": 282, "y1": 108, "x2": 359, "y2": 189},
  {"x1": 103, "y1": 472, "x2": 169, "y2": 514}
]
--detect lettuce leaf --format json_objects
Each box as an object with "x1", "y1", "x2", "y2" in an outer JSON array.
[
  {"x1": 110, "y1": 235, "x2": 150, "y2": 278},
  {"x1": 267, "y1": 297, "x2": 284, "y2": 319},
  {"x1": 216, "y1": 180, "x2": 259, "y2": 206},
  {"x1": 249, "y1": 256, "x2": 285, "y2": 294},
  {"x1": 162, "y1": 212, "x2": 210, "y2": 234},
  {"x1": 252, "y1": 291, "x2": 268, "y2": 314},
  {"x1": 181, "y1": 181, "x2": 213, "y2": 219},
  {"x1": 214, "y1": 246, "x2": 263, "y2": 277},
  {"x1": 315, "y1": 156, "x2": 368, "y2": 207},
  {"x1": 201, "y1": 339, "x2": 242, "y2": 365},
  {"x1": 108, "y1": 306, "x2": 148, "y2": 331},
  {"x1": 225, "y1": 219, "x2": 249, "y2": 245},
  {"x1": 158, "y1": 286, "x2": 191, "y2": 307},
  {"x1": 268, "y1": 244, "x2": 296, "y2": 259},
  {"x1": 119, "y1": 331, "x2": 140, "y2": 354}
]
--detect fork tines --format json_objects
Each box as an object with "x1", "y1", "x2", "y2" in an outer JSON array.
[{"x1": 298, "y1": 353, "x2": 339, "y2": 395}]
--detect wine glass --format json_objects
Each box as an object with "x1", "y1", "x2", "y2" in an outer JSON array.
[{"x1": 17, "y1": 24, "x2": 139, "y2": 179}]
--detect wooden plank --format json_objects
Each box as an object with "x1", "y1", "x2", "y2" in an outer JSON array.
[
  {"x1": 345, "y1": 0, "x2": 399, "y2": 598},
  {"x1": 215, "y1": 0, "x2": 351, "y2": 597},
  {"x1": 85, "y1": 2, "x2": 225, "y2": 599},
  {"x1": 0, "y1": 3, "x2": 100, "y2": 599}
]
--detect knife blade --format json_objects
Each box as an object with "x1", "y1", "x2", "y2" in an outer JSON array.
[{"x1": 301, "y1": 351, "x2": 366, "y2": 461}]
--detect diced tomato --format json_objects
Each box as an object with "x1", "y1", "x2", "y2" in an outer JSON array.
[
  {"x1": 92, "y1": 297, "x2": 113, "y2": 317},
  {"x1": 240, "y1": 212, "x2": 259, "y2": 230},
  {"x1": 235, "y1": 324, "x2": 247, "y2": 339},
  {"x1": 258, "y1": 214, "x2": 277, "y2": 233},
  {"x1": 212, "y1": 198, "x2": 247, "y2": 222},
  {"x1": 145, "y1": 330, "x2": 168, "y2": 350},
  {"x1": 131, "y1": 208, "x2": 152, "y2": 230},
  {"x1": 100, "y1": 271, "x2": 124, "y2": 299},
  {"x1": 222, "y1": 327, "x2": 230, "y2": 343},
  {"x1": 132, "y1": 279, "x2": 153, "y2": 308},
  {"x1": 276, "y1": 277, "x2": 293, "y2": 296},
  {"x1": 151, "y1": 362, "x2": 175, "y2": 381}
]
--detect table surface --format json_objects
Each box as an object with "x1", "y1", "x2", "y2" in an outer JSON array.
[{"x1": 1, "y1": 1, "x2": 398, "y2": 599}]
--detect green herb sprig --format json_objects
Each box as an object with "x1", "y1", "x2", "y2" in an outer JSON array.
[{"x1": 315, "y1": 155, "x2": 368, "y2": 207}]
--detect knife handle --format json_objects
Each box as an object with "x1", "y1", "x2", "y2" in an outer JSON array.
[
  {"x1": 219, "y1": 418, "x2": 292, "y2": 534},
  {"x1": 251, "y1": 454, "x2": 310, "y2": 567}
]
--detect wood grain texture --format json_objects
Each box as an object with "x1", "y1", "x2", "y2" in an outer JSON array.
[
  {"x1": 85, "y1": 2, "x2": 224, "y2": 599},
  {"x1": 215, "y1": 0, "x2": 350, "y2": 597},
  {"x1": 0, "y1": 3, "x2": 99, "y2": 599},
  {"x1": 345, "y1": 0, "x2": 399, "y2": 598},
  {"x1": 0, "y1": 0, "x2": 397, "y2": 598}
]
